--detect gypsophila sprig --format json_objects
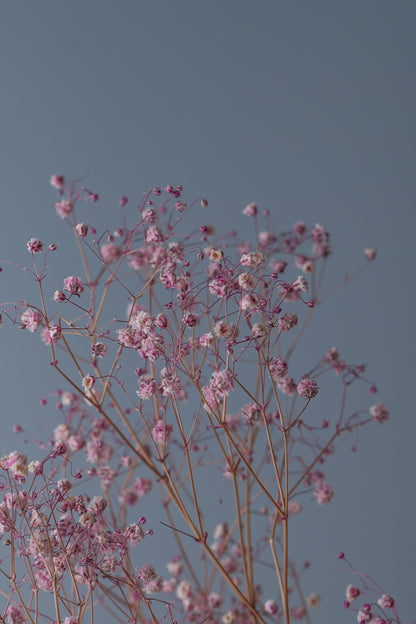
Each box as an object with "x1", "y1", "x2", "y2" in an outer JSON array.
[{"x1": 0, "y1": 175, "x2": 396, "y2": 624}]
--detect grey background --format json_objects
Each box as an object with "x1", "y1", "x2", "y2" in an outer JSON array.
[{"x1": 0, "y1": 2, "x2": 414, "y2": 622}]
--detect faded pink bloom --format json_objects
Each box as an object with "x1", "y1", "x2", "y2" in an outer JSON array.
[
  {"x1": 241, "y1": 402, "x2": 260, "y2": 424},
  {"x1": 251, "y1": 323, "x2": 265, "y2": 338},
  {"x1": 146, "y1": 225, "x2": 164, "y2": 243},
  {"x1": 27, "y1": 238, "x2": 43, "y2": 253},
  {"x1": 20, "y1": 308, "x2": 42, "y2": 332},
  {"x1": 270, "y1": 259, "x2": 287, "y2": 274},
  {"x1": 288, "y1": 501, "x2": 302, "y2": 514},
  {"x1": 370, "y1": 404, "x2": 389, "y2": 424},
  {"x1": 276, "y1": 374, "x2": 297, "y2": 395},
  {"x1": 365, "y1": 247, "x2": 377, "y2": 261},
  {"x1": 311, "y1": 223, "x2": 330, "y2": 257},
  {"x1": 307, "y1": 592, "x2": 320, "y2": 607},
  {"x1": 50, "y1": 174, "x2": 65, "y2": 188},
  {"x1": 345, "y1": 584, "x2": 360, "y2": 603},
  {"x1": 63, "y1": 276, "x2": 84, "y2": 296},
  {"x1": 278, "y1": 313, "x2": 298, "y2": 332},
  {"x1": 41, "y1": 324, "x2": 61, "y2": 345},
  {"x1": 91, "y1": 342, "x2": 107, "y2": 358},
  {"x1": 176, "y1": 579, "x2": 193, "y2": 601},
  {"x1": 100, "y1": 243, "x2": 122, "y2": 263},
  {"x1": 54, "y1": 199, "x2": 72, "y2": 219},
  {"x1": 76, "y1": 222, "x2": 88, "y2": 237},
  {"x1": 377, "y1": 594, "x2": 394, "y2": 608},
  {"x1": 294, "y1": 221, "x2": 306, "y2": 235},
  {"x1": 264, "y1": 600, "x2": 279, "y2": 615},
  {"x1": 137, "y1": 376, "x2": 157, "y2": 400},
  {"x1": 313, "y1": 481, "x2": 334, "y2": 505},
  {"x1": 209, "y1": 248, "x2": 223, "y2": 262},
  {"x1": 297, "y1": 378, "x2": 319, "y2": 400},
  {"x1": 152, "y1": 421, "x2": 173, "y2": 444},
  {"x1": 134, "y1": 477, "x2": 152, "y2": 498},
  {"x1": 357, "y1": 608, "x2": 372, "y2": 622},
  {"x1": 166, "y1": 560, "x2": 183, "y2": 576},
  {"x1": 291, "y1": 605, "x2": 306, "y2": 619},
  {"x1": 119, "y1": 487, "x2": 139, "y2": 507},
  {"x1": 269, "y1": 357, "x2": 288, "y2": 380},
  {"x1": 240, "y1": 251, "x2": 265, "y2": 267},
  {"x1": 292, "y1": 275, "x2": 308, "y2": 292},
  {"x1": 54, "y1": 289, "x2": 66, "y2": 302},
  {"x1": 243, "y1": 202, "x2": 257, "y2": 216},
  {"x1": 6, "y1": 605, "x2": 25, "y2": 624}
]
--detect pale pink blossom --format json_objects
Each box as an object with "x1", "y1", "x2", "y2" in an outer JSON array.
[
  {"x1": 307, "y1": 592, "x2": 320, "y2": 607},
  {"x1": 63, "y1": 276, "x2": 84, "y2": 296},
  {"x1": 370, "y1": 404, "x2": 389, "y2": 424},
  {"x1": 242, "y1": 203, "x2": 258, "y2": 217},
  {"x1": 27, "y1": 238, "x2": 43, "y2": 253},
  {"x1": 313, "y1": 481, "x2": 334, "y2": 505},
  {"x1": 137, "y1": 376, "x2": 157, "y2": 400},
  {"x1": 91, "y1": 342, "x2": 107, "y2": 358},
  {"x1": 377, "y1": 594, "x2": 394, "y2": 608},
  {"x1": 365, "y1": 247, "x2": 377, "y2": 261},
  {"x1": 297, "y1": 378, "x2": 319, "y2": 400},
  {"x1": 269, "y1": 357, "x2": 288, "y2": 380},
  {"x1": 278, "y1": 313, "x2": 298, "y2": 332},
  {"x1": 240, "y1": 251, "x2": 265, "y2": 267},
  {"x1": 264, "y1": 600, "x2": 279, "y2": 615},
  {"x1": 238, "y1": 272, "x2": 255, "y2": 289},
  {"x1": 20, "y1": 308, "x2": 42, "y2": 332},
  {"x1": 134, "y1": 477, "x2": 152, "y2": 498},
  {"x1": 76, "y1": 223, "x2": 88, "y2": 237},
  {"x1": 54, "y1": 199, "x2": 72, "y2": 219},
  {"x1": 100, "y1": 243, "x2": 121, "y2": 263},
  {"x1": 6, "y1": 605, "x2": 25, "y2": 624},
  {"x1": 146, "y1": 225, "x2": 164, "y2": 243},
  {"x1": 50, "y1": 174, "x2": 65, "y2": 188},
  {"x1": 152, "y1": 421, "x2": 173, "y2": 444}
]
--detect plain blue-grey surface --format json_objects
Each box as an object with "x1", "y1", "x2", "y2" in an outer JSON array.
[{"x1": 0, "y1": 2, "x2": 414, "y2": 622}]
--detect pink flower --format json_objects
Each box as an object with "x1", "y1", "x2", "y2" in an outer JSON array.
[
  {"x1": 278, "y1": 313, "x2": 298, "y2": 332},
  {"x1": 41, "y1": 324, "x2": 61, "y2": 345},
  {"x1": 137, "y1": 376, "x2": 157, "y2": 399},
  {"x1": 270, "y1": 259, "x2": 287, "y2": 274},
  {"x1": 264, "y1": 600, "x2": 278, "y2": 615},
  {"x1": 377, "y1": 594, "x2": 394, "y2": 608},
  {"x1": 20, "y1": 308, "x2": 42, "y2": 332},
  {"x1": 269, "y1": 357, "x2": 288, "y2": 380},
  {"x1": 54, "y1": 199, "x2": 72, "y2": 219},
  {"x1": 293, "y1": 221, "x2": 306, "y2": 235},
  {"x1": 243, "y1": 203, "x2": 258, "y2": 216},
  {"x1": 357, "y1": 608, "x2": 372, "y2": 622},
  {"x1": 345, "y1": 585, "x2": 361, "y2": 602},
  {"x1": 134, "y1": 477, "x2": 152, "y2": 498},
  {"x1": 76, "y1": 222, "x2": 88, "y2": 237},
  {"x1": 146, "y1": 225, "x2": 164, "y2": 243},
  {"x1": 91, "y1": 342, "x2": 107, "y2": 358},
  {"x1": 365, "y1": 247, "x2": 376, "y2": 261},
  {"x1": 313, "y1": 481, "x2": 334, "y2": 505},
  {"x1": 241, "y1": 403, "x2": 260, "y2": 424},
  {"x1": 50, "y1": 174, "x2": 65, "y2": 188},
  {"x1": 63, "y1": 276, "x2": 84, "y2": 296},
  {"x1": 100, "y1": 243, "x2": 122, "y2": 263},
  {"x1": 240, "y1": 251, "x2": 265, "y2": 267},
  {"x1": 152, "y1": 422, "x2": 173, "y2": 444},
  {"x1": 370, "y1": 404, "x2": 389, "y2": 424},
  {"x1": 54, "y1": 289, "x2": 66, "y2": 302},
  {"x1": 6, "y1": 606, "x2": 25, "y2": 624},
  {"x1": 297, "y1": 378, "x2": 319, "y2": 400},
  {"x1": 27, "y1": 238, "x2": 43, "y2": 253}
]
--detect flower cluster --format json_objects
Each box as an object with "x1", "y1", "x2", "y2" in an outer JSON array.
[{"x1": 0, "y1": 176, "x2": 394, "y2": 624}]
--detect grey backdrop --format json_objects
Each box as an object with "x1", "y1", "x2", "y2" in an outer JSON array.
[{"x1": 0, "y1": 2, "x2": 414, "y2": 622}]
